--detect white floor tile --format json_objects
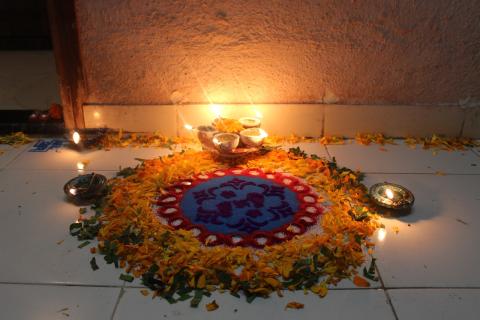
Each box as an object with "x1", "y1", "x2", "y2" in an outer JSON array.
[
  {"x1": 114, "y1": 289, "x2": 395, "y2": 320},
  {"x1": 0, "y1": 170, "x2": 124, "y2": 285},
  {"x1": 0, "y1": 144, "x2": 29, "y2": 169},
  {"x1": 326, "y1": 140, "x2": 480, "y2": 174},
  {"x1": 7, "y1": 143, "x2": 173, "y2": 171},
  {"x1": 0, "y1": 283, "x2": 119, "y2": 320},
  {"x1": 389, "y1": 289, "x2": 480, "y2": 320},
  {"x1": 364, "y1": 174, "x2": 480, "y2": 287},
  {"x1": 473, "y1": 148, "x2": 480, "y2": 157}
]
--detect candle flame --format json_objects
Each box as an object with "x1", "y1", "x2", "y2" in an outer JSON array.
[
  {"x1": 377, "y1": 228, "x2": 387, "y2": 242},
  {"x1": 385, "y1": 188, "x2": 394, "y2": 200},
  {"x1": 184, "y1": 124, "x2": 193, "y2": 131},
  {"x1": 72, "y1": 131, "x2": 81, "y2": 144},
  {"x1": 254, "y1": 110, "x2": 263, "y2": 119},
  {"x1": 69, "y1": 188, "x2": 77, "y2": 195}
]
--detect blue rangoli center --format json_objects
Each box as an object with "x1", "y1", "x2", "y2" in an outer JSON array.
[{"x1": 180, "y1": 175, "x2": 300, "y2": 234}]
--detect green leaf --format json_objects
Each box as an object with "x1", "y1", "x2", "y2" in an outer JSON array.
[
  {"x1": 119, "y1": 274, "x2": 134, "y2": 282},
  {"x1": 116, "y1": 167, "x2": 136, "y2": 178},
  {"x1": 165, "y1": 295, "x2": 177, "y2": 304},
  {"x1": 90, "y1": 257, "x2": 99, "y2": 271},
  {"x1": 141, "y1": 264, "x2": 164, "y2": 291},
  {"x1": 246, "y1": 294, "x2": 257, "y2": 303},
  {"x1": 178, "y1": 293, "x2": 192, "y2": 301},
  {"x1": 363, "y1": 258, "x2": 379, "y2": 281},
  {"x1": 77, "y1": 241, "x2": 90, "y2": 249},
  {"x1": 69, "y1": 222, "x2": 82, "y2": 232},
  {"x1": 354, "y1": 234, "x2": 362, "y2": 245},
  {"x1": 216, "y1": 270, "x2": 232, "y2": 288},
  {"x1": 79, "y1": 208, "x2": 87, "y2": 215},
  {"x1": 288, "y1": 147, "x2": 307, "y2": 158},
  {"x1": 190, "y1": 289, "x2": 203, "y2": 308}
]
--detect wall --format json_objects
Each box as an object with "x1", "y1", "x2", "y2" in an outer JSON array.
[
  {"x1": 0, "y1": 51, "x2": 60, "y2": 110},
  {"x1": 75, "y1": 0, "x2": 480, "y2": 107}
]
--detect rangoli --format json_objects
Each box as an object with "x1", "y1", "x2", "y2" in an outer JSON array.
[
  {"x1": 69, "y1": 148, "x2": 381, "y2": 307},
  {"x1": 155, "y1": 168, "x2": 323, "y2": 247}
]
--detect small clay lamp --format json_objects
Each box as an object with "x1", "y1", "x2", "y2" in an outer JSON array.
[
  {"x1": 196, "y1": 125, "x2": 218, "y2": 150},
  {"x1": 239, "y1": 117, "x2": 261, "y2": 129},
  {"x1": 369, "y1": 182, "x2": 414, "y2": 214},
  {"x1": 212, "y1": 133, "x2": 240, "y2": 153},
  {"x1": 240, "y1": 128, "x2": 268, "y2": 147},
  {"x1": 64, "y1": 173, "x2": 107, "y2": 205}
]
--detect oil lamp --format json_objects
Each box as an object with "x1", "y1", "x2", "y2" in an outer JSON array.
[
  {"x1": 369, "y1": 182, "x2": 414, "y2": 213},
  {"x1": 240, "y1": 128, "x2": 268, "y2": 147},
  {"x1": 212, "y1": 132, "x2": 240, "y2": 152},
  {"x1": 64, "y1": 173, "x2": 107, "y2": 205},
  {"x1": 239, "y1": 117, "x2": 261, "y2": 129},
  {"x1": 185, "y1": 124, "x2": 218, "y2": 150}
]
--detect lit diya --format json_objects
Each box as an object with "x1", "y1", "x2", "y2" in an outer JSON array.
[
  {"x1": 369, "y1": 182, "x2": 414, "y2": 212},
  {"x1": 239, "y1": 117, "x2": 261, "y2": 128},
  {"x1": 196, "y1": 125, "x2": 217, "y2": 150},
  {"x1": 240, "y1": 128, "x2": 268, "y2": 147},
  {"x1": 212, "y1": 132, "x2": 240, "y2": 152},
  {"x1": 64, "y1": 173, "x2": 107, "y2": 205}
]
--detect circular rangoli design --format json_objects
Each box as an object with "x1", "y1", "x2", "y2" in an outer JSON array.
[{"x1": 155, "y1": 168, "x2": 323, "y2": 247}]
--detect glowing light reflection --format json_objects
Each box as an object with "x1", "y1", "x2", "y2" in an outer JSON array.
[
  {"x1": 76, "y1": 162, "x2": 85, "y2": 171},
  {"x1": 377, "y1": 228, "x2": 387, "y2": 242},
  {"x1": 385, "y1": 188, "x2": 394, "y2": 199},
  {"x1": 210, "y1": 104, "x2": 222, "y2": 118}
]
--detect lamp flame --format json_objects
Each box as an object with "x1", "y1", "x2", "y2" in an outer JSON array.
[
  {"x1": 184, "y1": 124, "x2": 193, "y2": 131},
  {"x1": 72, "y1": 131, "x2": 81, "y2": 144},
  {"x1": 254, "y1": 110, "x2": 263, "y2": 119},
  {"x1": 385, "y1": 188, "x2": 394, "y2": 200},
  {"x1": 69, "y1": 188, "x2": 77, "y2": 196}
]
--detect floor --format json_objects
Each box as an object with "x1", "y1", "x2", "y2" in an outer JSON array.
[{"x1": 0, "y1": 139, "x2": 479, "y2": 320}]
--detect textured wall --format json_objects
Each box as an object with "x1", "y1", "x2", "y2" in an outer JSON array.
[
  {"x1": 75, "y1": 0, "x2": 480, "y2": 106},
  {"x1": 0, "y1": 51, "x2": 60, "y2": 110}
]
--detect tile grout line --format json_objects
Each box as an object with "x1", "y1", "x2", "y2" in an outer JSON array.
[
  {"x1": 0, "y1": 281, "x2": 124, "y2": 288},
  {"x1": 375, "y1": 263, "x2": 400, "y2": 320},
  {"x1": 2, "y1": 280, "x2": 479, "y2": 291},
  {"x1": 366, "y1": 172, "x2": 480, "y2": 176},
  {"x1": 110, "y1": 282, "x2": 126, "y2": 320},
  {"x1": 3, "y1": 168, "x2": 480, "y2": 175},
  {"x1": 458, "y1": 107, "x2": 466, "y2": 137},
  {"x1": 1, "y1": 143, "x2": 32, "y2": 170},
  {"x1": 323, "y1": 144, "x2": 332, "y2": 160},
  {"x1": 472, "y1": 148, "x2": 480, "y2": 158},
  {"x1": 384, "y1": 286, "x2": 480, "y2": 290}
]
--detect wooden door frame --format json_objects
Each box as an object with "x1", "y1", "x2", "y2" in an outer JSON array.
[{"x1": 47, "y1": 0, "x2": 85, "y2": 129}]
